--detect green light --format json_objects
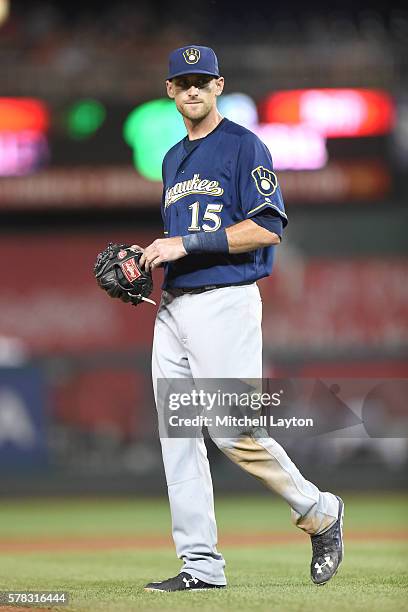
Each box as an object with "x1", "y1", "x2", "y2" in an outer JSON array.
[
  {"x1": 123, "y1": 99, "x2": 186, "y2": 181},
  {"x1": 67, "y1": 99, "x2": 106, "y2": 139}
]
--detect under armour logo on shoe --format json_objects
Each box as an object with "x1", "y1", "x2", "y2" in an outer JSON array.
[
  {"x1": 314, "y1": 556, "x2": 334, "y2": 574},
  {"x1": 183, "y1": 576, "x2": 199, "y2": 588}
]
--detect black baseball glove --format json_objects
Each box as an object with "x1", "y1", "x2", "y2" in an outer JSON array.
[{"x1": 94, "y1": 243, "x2": 155, "y2": 306}]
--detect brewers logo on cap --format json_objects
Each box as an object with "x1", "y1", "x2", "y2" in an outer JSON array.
[
  {"x1": 183, "y1": 48, "x2": 200, "y2": 64},
  {"x1": 167, "y1": 45, "x2": 219, "y2": 79},
  {"x1": 251, "y1": 166, "x2": 278, "y2": 196}
]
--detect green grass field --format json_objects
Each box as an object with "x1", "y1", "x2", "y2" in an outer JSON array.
[{"x1": 0, "y1": 494, "x2": 407, "y2": 611}]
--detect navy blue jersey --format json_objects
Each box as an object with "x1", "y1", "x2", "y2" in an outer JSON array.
[{"x1": 161, "y1": 118, "x2": 288, "y2": 288}]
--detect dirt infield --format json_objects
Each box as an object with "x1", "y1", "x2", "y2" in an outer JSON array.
[{"x1": 0, "y1": 531, "x2": 406, "y2": 554}]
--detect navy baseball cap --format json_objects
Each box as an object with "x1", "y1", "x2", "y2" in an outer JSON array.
[{"x1": 167, "y1": 45, "x2": 220, "y2": 80}]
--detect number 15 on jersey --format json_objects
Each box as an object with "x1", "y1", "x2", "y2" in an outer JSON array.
[{"x1": 188, "y1": 202, "x2": 224, "y2": 232}]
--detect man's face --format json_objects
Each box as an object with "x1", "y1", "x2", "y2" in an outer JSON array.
[{"x1": 166, "y1": 74, "x2": 224, "y2": 122}]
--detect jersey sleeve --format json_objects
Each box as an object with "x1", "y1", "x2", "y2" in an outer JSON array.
[
  {"x1": 161, "y1": 159, "x2": 168, "y2": 236},
  {"x1": 250, "y1": 209, "x2": 283, "y2": 239},
  {"x1": 237, "y1": 133, "x2": 288, "y2": 227}
]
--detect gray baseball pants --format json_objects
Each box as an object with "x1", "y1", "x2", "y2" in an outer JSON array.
[{"x1": 152, "y1": 283, "x2": 339, "y2": 586}]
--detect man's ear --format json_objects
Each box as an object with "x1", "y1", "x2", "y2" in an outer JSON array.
[
  {"x1": 215, "y1": 77, "x2": 225, "y2": 97},
  {"x1": 166, "y1": 80, "x2": 175, "y2": 99}
]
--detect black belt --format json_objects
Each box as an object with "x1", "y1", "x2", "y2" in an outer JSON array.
[{"x1": 166, "y1": 281, "x2": 253, "y2": 296}]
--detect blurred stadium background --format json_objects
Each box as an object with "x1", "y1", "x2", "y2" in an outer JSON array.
[{"x1": 0, "y1": 0, "x2": 407, "y2": 499}]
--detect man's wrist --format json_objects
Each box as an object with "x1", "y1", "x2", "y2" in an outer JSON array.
[{"x1": 182, "y1": 229, "x2": 229, "y2": 254}]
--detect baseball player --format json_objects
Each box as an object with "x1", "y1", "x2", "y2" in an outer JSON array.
[{"x1": 140, "y1": 46, "x2": 344, "y2": 592}]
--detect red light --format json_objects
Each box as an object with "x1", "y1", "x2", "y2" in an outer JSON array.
[
  {"x1": 259, "y1": 89, "x2": 395, "y2": 137},
  {"x1": 0, "y1": 98, "x2": 49, "y2": 132}
]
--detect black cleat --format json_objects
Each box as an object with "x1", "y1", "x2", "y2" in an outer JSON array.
[
  {"x1": 144, "y1": 571, "x2": 226, "y2": 592},
  {"x1": 310, "y1": 496, "x2": 344, "y2": 585}
]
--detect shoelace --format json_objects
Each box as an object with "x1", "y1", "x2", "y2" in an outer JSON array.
[
  {"x1": 156, "y1": 574, "x2": 180, "y2": 584},
  {"x1": 313, "y1": 522, "x2": 340, "y2": 556},
  {"x1": 162, "y1": 572, "x2": 195, "y2": 583},
  {"x1": 312, "y1": 533, "x2": 330, "y2": 557}
]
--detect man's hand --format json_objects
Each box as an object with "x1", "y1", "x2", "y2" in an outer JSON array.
[{"x1": 138, "y1": 237, "x2": 187, "y2": 272}]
